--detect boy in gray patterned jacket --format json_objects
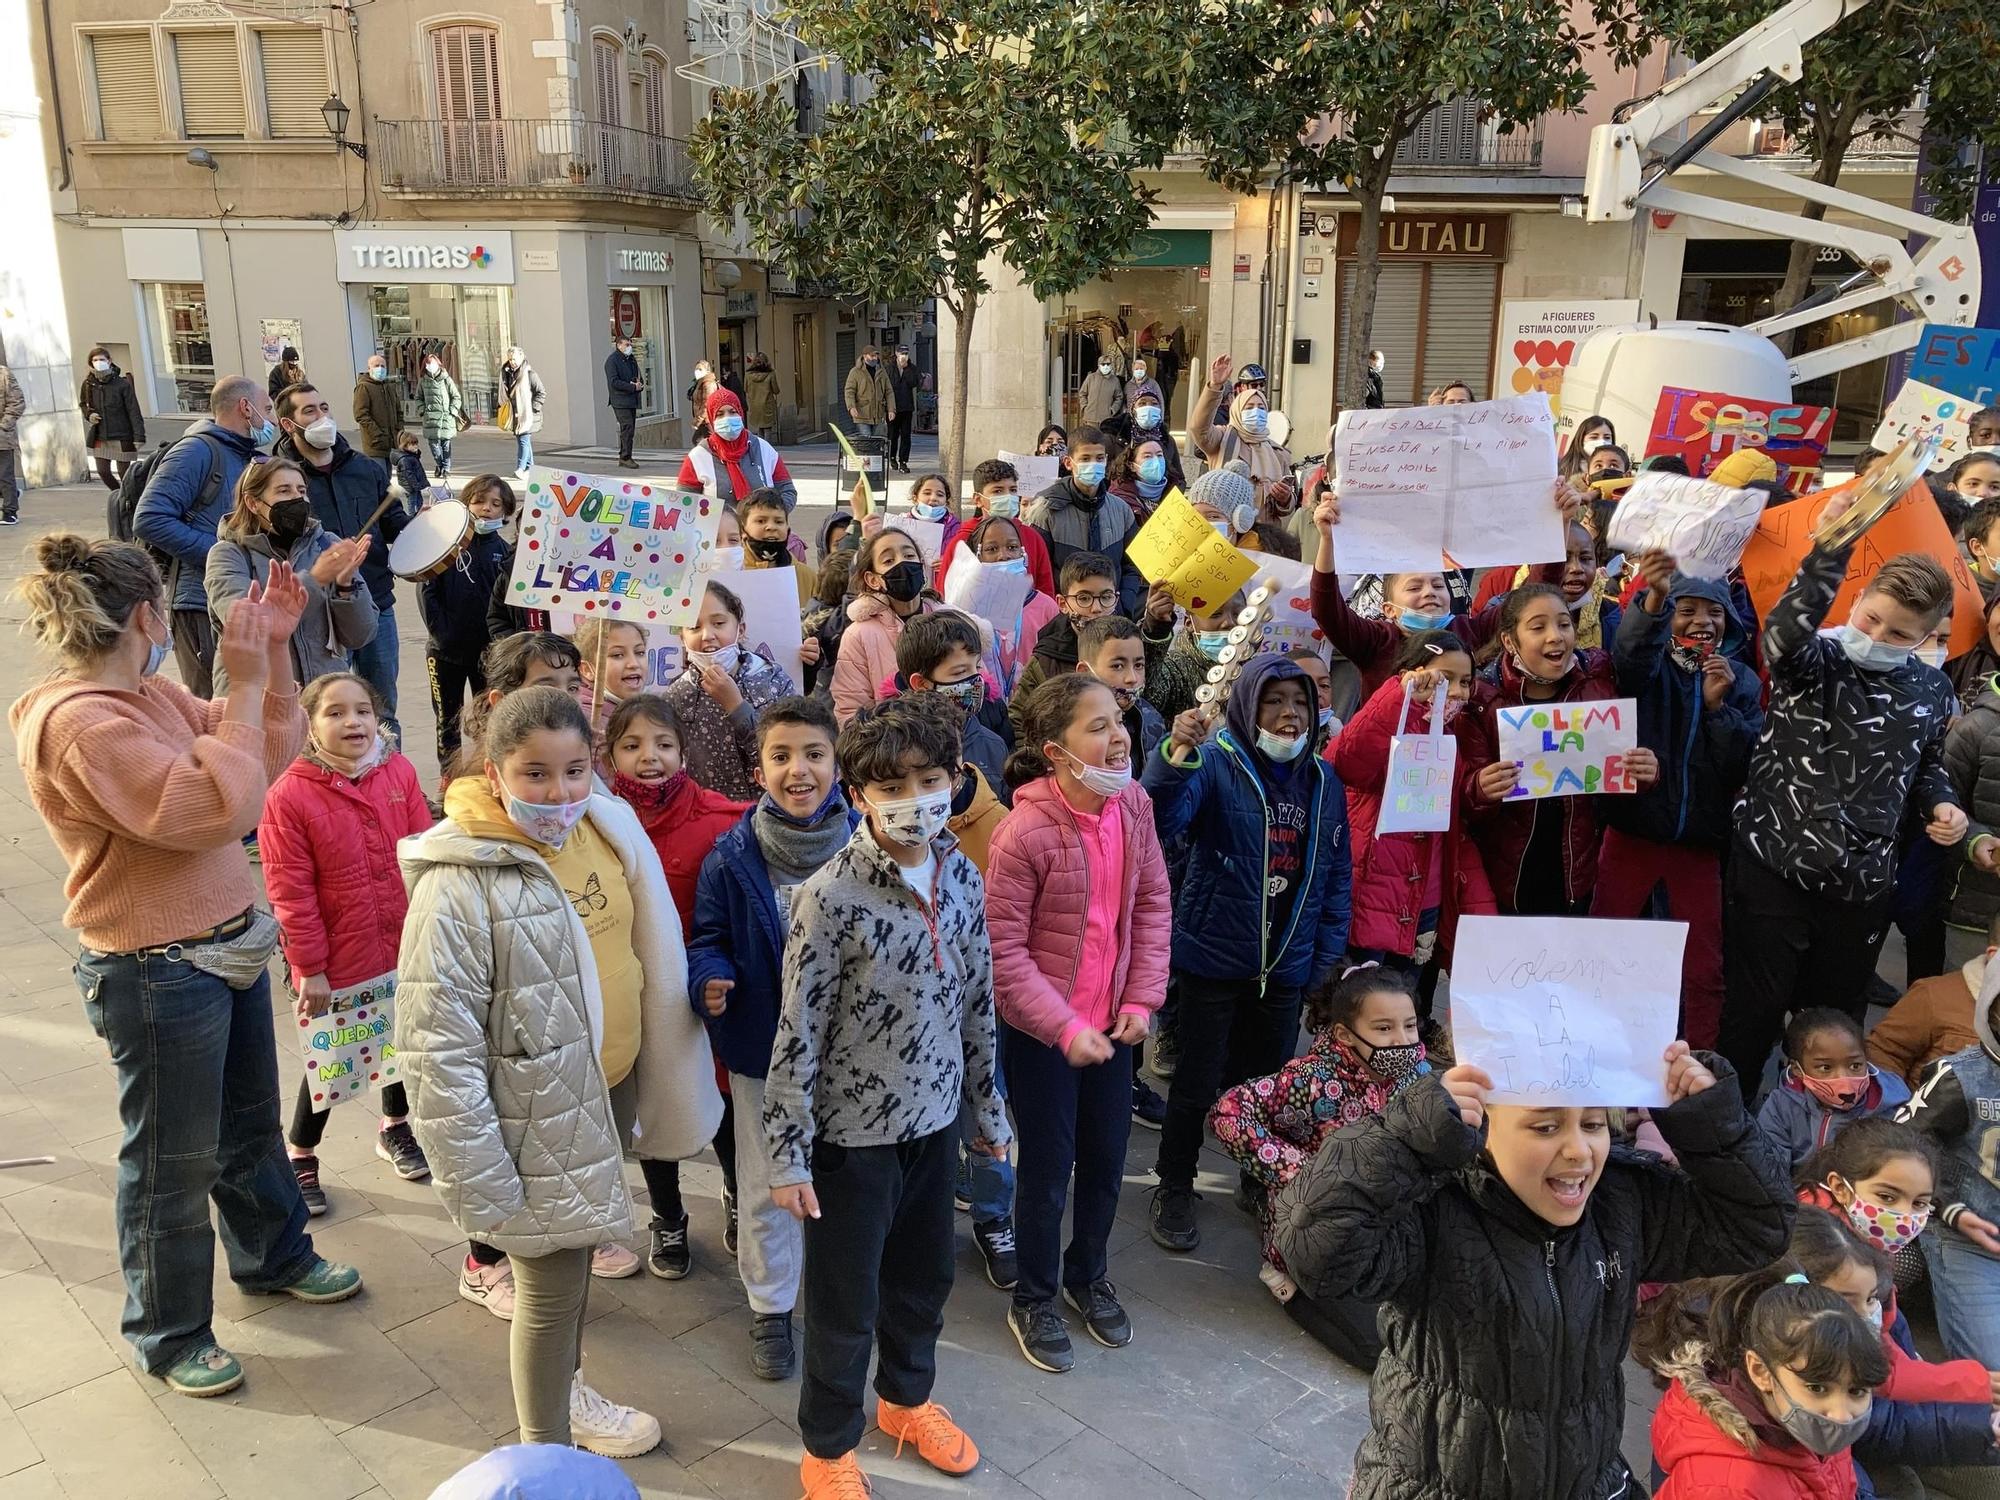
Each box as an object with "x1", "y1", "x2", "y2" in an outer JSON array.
[{"x1": 763, "y1": 699, "x2": 1011, "y2": 1497}]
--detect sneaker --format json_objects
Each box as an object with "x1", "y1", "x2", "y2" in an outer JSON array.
[
  {"x1": 459, "y1": 1255, "x2": 516, "y2": 1320},
  {"x1": 0, "y1": 514, "x2": 17, "y2": 527},
  {"x1": 512, "y1": 467, "x2": 531, "y2": 480},
  {"x1": 162, "y1": 1342, "x2": 244, "y2": 1398},
  {"x1": 569, "y1": 1374, "x2": 662, "y2": 1459},
  {"x1": 722, "y1": 1182, "x2": 739, "y2": 1257},
  {"x1": 973, "y1": 1216, "x2": 1018, "y2": 1292},
  {"x1": 1150, "y1": 1029, "x2": 1178, "y2": 1080},
  {"x1": 1258, "y1": 1261, "x2": 1298, "y2": 1303},
  {"x1": 646, "y1": 1211, "x2": 691, "y2": 1280},
  {"x1": 1150, "y1": 1185, "x2": 1200, "y2": 1252},
  {"x1": 749, "y1": 1310, "x2": 797, "y2": 1380},
  {"x1": 281, "y1": 1256, "x2": 363, "y2": 1303},
  {"x1": 290, "y1": 1153, "x2": 327, "y2": 1216},
  {"x1": 1006, "y1": 1299, "x2": 1074, "y2": 1373},
  {"x1": 800, "y1": 1452, "x2": 872, "y2": 1498},
  {"x1": 619, "y1": 458, "x2": 640, "y2": 469},
  {"x1": 1063, "y1": 1280, "x2": 1133, "y2": 1348},
  {"x1": 876, "y1": 1399, "x2": 979, "y2": 1475},
  {"x1": 1131, "y1": 1077, "x2": 1167, "y2": 1130},
  {"x1": 374, "y1": 1120, "x2": 430, "y2": 1180},
  {"x1": 591, "y1": 1240, "x2": 642, "y2": 1279}
]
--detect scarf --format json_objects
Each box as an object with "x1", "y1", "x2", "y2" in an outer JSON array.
[
  {"x1": 611, "y1": 769, "x2": 693, "y2": 830},
  {"x1": 1135, "y1": 472, "x2": 1169, "y2": 505},
  {"x1": 305, "y1": 731, "x2": 387, "y2": 781},
  {"x1": 705, "y1": 388, "x2": 754, "y2": 501},
  {"x1": 753, "y1": 790, "x2": 852, "y2": 883},
  {"x1": 1226, "y1": 390, "x2": 1291, "y2": 490}
]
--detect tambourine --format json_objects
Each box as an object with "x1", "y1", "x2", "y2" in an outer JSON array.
[
  {"x1": 389, "y1": 500, "x2": 474, "y2": 581},
  {"x1": 1814, "y1": 430, "x2": 1941, "y2": 549},
  {"x1": 1194, "y1": 585, "x2": 1278, "y2": 710}
]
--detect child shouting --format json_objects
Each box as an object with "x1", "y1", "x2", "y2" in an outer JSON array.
[{"x1": 763, "y1": 700, "x2": 1009, "y2": 1497}]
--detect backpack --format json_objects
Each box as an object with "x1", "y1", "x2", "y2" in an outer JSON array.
[{"x1": 109, "y1": 433, "x2": 226, "y2": 582}]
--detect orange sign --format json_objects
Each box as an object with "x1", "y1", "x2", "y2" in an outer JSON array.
[{"x1": 1738, "y1": 476, "x2": 1985, "y2": 656}]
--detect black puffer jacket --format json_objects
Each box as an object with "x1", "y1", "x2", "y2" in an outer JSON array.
[
  {"x1": 1273, "y1": 1063, "x2": 1792, "y2": 1500},
  {"x1": 1945, "y1": 674, "x2": 2000, "y2": 928},
  {"x1": 1734, "y1": 539, "x2": 1957, "y2": 905},
  {"x1": 80, "y1": 364, "x2": 145, "y2": 446}
]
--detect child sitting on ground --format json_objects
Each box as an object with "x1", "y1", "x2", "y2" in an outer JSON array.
[
  {"x1": 1758, "y1": 1008, "x2": 1912, "y2": 1170},
  {"x1": 1868, "y1": 912, "x2": 2000, "y2": 1088}
]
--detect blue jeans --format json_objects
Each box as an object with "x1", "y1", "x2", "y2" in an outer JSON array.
[
  {"x1": 349, "y1": 602, "x2": 399, "y2": 732},
  {"x1": 515, "y1": 432, "x2": 533, "y2": 472},
  {"x1": 856, "y1": 422, "x2": 884, "y2": 440},
  {"x1": 75, "y1": 945, "x2": 315, "y2": 1373},
  {"x1": 1924, "y1": 1228, "x2": 2000, "y2": 1366},
  {"x1": 956, "y1": 1096, "x2": 1014, "y2": 1224},
  {"x1": 428, "y1": 436, "x2": 453, "y2": 474}
]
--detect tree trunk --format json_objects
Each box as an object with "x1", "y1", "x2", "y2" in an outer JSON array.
[
  {"x1": 1769, "y1": 128, "x2": 1853, "y2": 358},
  {"x1": 947, "y1": 283, "x2": 977, "y2": 494},
  {"x1": 1338, "y1": 150, "x2": 1397, "y2": 410}
]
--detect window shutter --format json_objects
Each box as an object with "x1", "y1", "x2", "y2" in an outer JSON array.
[
  {"x1": 1337, "y1": 262, "x2": 1423, "y2": 405},
  {"x1": 643, "y1": 58, "x2": 666, "y2": 137},
  {"x1": 432, "y1": 25, "x2": 500, "y2": 120},
  {"x1": 91, "y1": 32, "x2": 162, "y2": 141},
  {"x1": 174, "y1": 31, "x2": 244, "y2": 138},
  {"x1": 594, "y1": 40, "x2": 621, "y2": 126},
  {"x1": 259, "y1": 29, "x2": 328, "y2": 138},
  {"x1": 1417, "y1": 263, "x2": 1500, "y2": 400}
]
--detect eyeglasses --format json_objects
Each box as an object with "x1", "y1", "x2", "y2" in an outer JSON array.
[{"x1": 1066, "y1": 590, "x2": 1117, "y2": 608}]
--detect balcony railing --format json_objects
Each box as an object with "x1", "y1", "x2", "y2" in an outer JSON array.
[
  {"x1": 374, "y1": 118, "x2": 702, "y2": 205},
  {"x1": 1749, "y1": 109, "x2": 1924, "y2": 163},
  {"x1": 1394, "y1": 98, "x2": 1543, "y2": 171}
]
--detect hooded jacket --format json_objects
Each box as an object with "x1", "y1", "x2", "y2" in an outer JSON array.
[
  {"x1": 1735, "y1": 540, "x2": 1957, "y2": 906},
  {"x1": 1461, "y1": 646, "x2": 1623, "y2": 911},
  {"x1": 1025, "y1": 478, "x2": 1145, "y2": 617},
  {"x1": 259, "y1": 748, "x2": 432, "y2": 988},
  {"x1": 1272, "y1": 1063, "x2": 1793, "y2": 1500},
  {"x1": 1332, "y1": 674, "x2": 1497, "y2": 958},
  {"x1": 422, "y1": 530, "x2": 510, "y2": 664},
  {"x1": 661, "y1": 649, "x2": 798, "y2": 801},
  {"x1": 744, "y1": 365, "x2": 780, "y2": 429},
  {"x1": 1607, "y1": 574, "x2": 1765, "y2": 850},
  {"x1": 352, "y1": 371, "x2": 400, "y2": 458},
  {"x1": 1866, "y1": 954, "x2": 1987, "y2": 1087},
  {"x1": 1651, "y1": 1358, "x2": 1860, "y2": 1500},
  {"x1": 1139, "y1": 653, "x2": 1351, "y2": 988},
  {"x1": 1944, "y1": 676, "x2": 2000, "y2": 928},
  {"x1": 984, "y1": 777, "x2": 1172, "y2": 1050},
  {"x1": 686, "y1": 802, "x2": 861, "y2": 1079},
  {"x1": 204, "y1": 517, "x2": 379, "y2": 696},
  {"x1": 133, "y1": 419, "x2": 266, "y2": 610},
  {"x1": 1755, "y1": 1067, "x2": 1912, "y2": 1170},
  {"x1": 274, "y1": 431, "x2": 406, "y2": 612},
  {"x1": 80, "y1": 361, "x2": 144, "y2": 446}
]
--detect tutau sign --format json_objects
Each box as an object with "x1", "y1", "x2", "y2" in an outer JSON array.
[{"x1": 1336, "y1": 212, "x2": 1509, "y2": 260}]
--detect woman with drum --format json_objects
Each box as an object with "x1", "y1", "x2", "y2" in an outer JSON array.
[
  {"x1": 410, "y1": 474, "x2": 514, "y2": 769},
  {"x1": 205, "y1": 458, "x2": 377, "y2": 698}
]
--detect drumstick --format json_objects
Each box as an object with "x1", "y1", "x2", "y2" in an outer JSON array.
[{"x1": 359, "y1": 492, "x2": 402, "y2": 538}]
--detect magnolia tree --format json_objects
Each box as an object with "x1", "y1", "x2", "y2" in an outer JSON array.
[{"x1": 688, "y1": 2, "x2": 1206, "y2": 487}]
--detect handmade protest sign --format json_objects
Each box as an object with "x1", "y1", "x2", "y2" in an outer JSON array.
[
  {"x1": 1872, "y1": 378, "x2": 1975, "y2": 473},
  {"x1": 1127, "y1": 488, "x2": 1258, "y2": 611},
  {"x1": 1239, "y1": 552, "x2": 1326, "y2": 657},
  {"x1": 1643, "y1": 388, "x2": 1835, "y2": 495},
  {"x1": 999, "y1": 451, "x2": 1061, "y2": 497},
  {"x1": 1450, "y1": 916, "x2": 1688, "y2": 1106},
  {"x1": 299, "y1": 972, "x2": 398, "y2": 1113},
  {"x1": 702, "y1": 566, "x2": 806, "y2": 692},
  {"x1": 1495, "y1": 698, "x2": 1640, "y2": 800},
  {"x1": 1738, "y1": 475, "x2": 1987, "y2": 657},
  {"x1": 894, "y1": 515, "x2": 947, "y2": 567},
  {"x1": 1334, "y1": 394, "x2": 1562, "y2": 573},
  {"x1": 1604, "y1": 473, "x2": 1766, "y2": 580},
  {"x1": 507, "y1": 467, "x2": 720, "y2": 629},
  {"x1": 550, "y1": 609, "x2": 683, "y2": 688},
  {"x1": 941, "y1": 549, "x2": 1035, "y2": 632},
  {"x1": 1377, "y1": 677, "x2": 1456, "y2": 835},
  {"x1": 1911, "y1": 324, "x2": 2000, "y2": 406}
]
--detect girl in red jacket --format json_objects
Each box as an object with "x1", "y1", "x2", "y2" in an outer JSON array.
[
  {"x1": 262, "y1": 672, "x2": 434, "y2": 1215},
  {"x1": 1649, "y1": 1260, "x2": 1887, "y2": 1499},
  {"x1": 1330, "y1": 629, "x2": 1495, "y2": 1013},
  {"x1": 604, "y1": 691, "x2": 747, "y2": 1279},
  {"x1": 985, "y1": 674, "x2": 1172, "y2": 1376}
]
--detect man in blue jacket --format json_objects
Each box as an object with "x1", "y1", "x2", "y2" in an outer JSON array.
[
  {"x1": 1140, "y1": 650, "x2": 1351, "y2": 1253},
  {"x1": 133, "y1": 374, "x2": 272, "y2": 697},
  {"x1": 274, "y1": 382, "x2": 409, "y2": 732}
]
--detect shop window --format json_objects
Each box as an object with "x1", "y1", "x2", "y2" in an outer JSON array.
[
  {"x1": 257, "y1": 28, "x2": 330, "y2": 138},
  {"x1": 609, "y1": 286, "x2": 673, "y2": 419},
  {"x1": 368, "y1": 284, "x2": 515, "y2": 426},
  {"x1": 172, "y1": 30, "x2": 245, "y2": 139},
  {"x1": 143, "y1": 282, "x2": 214, "y2": 416},
  {"x1": 86, "y1": 31, "x2": 163, "y2": 142}
]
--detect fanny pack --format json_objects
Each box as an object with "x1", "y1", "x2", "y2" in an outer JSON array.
[{"x1": 181, "y1": 908, "x2": 282, "y2": 990}]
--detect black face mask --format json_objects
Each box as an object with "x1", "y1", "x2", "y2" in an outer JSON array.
[
  {"x1": 746, "y1": 535, "x2": 791, "y2": 564},
  {"x1": 879, "y1": 560, "x2": 926, "y2": 602},
  {"x1": 268, "y1": 498, "x2": 312, "y2": 547}
]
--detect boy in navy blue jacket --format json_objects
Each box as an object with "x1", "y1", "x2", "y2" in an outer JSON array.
[
  {"x1": 686, "y1": 696, "x2": 856, "y2": 1383},
  {"x1": 1139, "y1": 651, "x2": 1351, "y2": 1253},
  {"x1": 1599, "y1": 551, "x2": 1765, "y2": 1050},
  {"x1": 419, "y1": 474, "x2": 513, "y2": 770}
]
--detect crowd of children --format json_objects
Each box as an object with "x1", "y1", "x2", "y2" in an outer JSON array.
[{"x1": 25, "y1": 396, "x2": 2000, "y2": 1497}]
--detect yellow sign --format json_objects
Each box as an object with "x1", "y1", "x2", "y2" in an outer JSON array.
[{"x1": 1127, "y1": 488, "x2": 1259, "y2": 611}]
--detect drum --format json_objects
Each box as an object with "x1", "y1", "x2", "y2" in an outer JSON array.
[{"x1": 389, "y1": 500, "x2": 473, "y2": 581}]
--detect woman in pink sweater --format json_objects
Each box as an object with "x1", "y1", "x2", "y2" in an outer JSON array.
[
  {"x1": 985, "y1": 674, "x2": 1172, "y2": 1375},
  {"x1": 10, "y1": 535, "x2": 361, "y2": 1402}
]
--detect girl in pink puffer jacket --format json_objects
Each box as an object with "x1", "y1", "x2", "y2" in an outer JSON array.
[{"x1": 984, "y1": 674, "x2": 1171, "y2": 1373}]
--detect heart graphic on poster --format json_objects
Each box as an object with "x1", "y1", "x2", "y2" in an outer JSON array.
[{"x1": 1513, "y1": 340, "x2": 1538, "y2": 364}]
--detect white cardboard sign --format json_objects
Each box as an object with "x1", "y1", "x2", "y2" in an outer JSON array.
[{"x1": 1605, "y1": 473, "x2": 1767, "y2": 581}]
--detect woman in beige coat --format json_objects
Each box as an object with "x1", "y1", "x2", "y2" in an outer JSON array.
[{"x1": 397, "y1": 686, "x2": 721, "y2": 1457}]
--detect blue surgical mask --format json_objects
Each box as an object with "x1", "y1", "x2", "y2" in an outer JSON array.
[
  {"x1": 1134, "y1": 404, "x2": 1162, "y2": 430},
  {"x1": 1074, "y1": 460, "x2": 1106, "y2": 489},
  {"x1": 139, "y1": 605, "x2": 169, "y2": 677},
  {"x1": 1399, "y1": 609, "x2": 1451, "y2": 631},
  {"x1": 713, "y1": 413, "x2": 745, "y2": 441},
  {"x1": 913, "y1": 501, "x2": 949, "y2": 522},
  {"x1": 1196, "y1": 631, "x2": 1229, "y2": 661},
  {"x1": 371, "y1": 367, "x2": 389, "y2": 382},
  {"x1": 1825, "y1": 624, "x2": 1913, "y2": 673},
  {"x1": 984, "y1": 494, "x2": 1020, "y2": 519},
  {"x1": 991, "y1": 557, "x2": 1029, "y2": 576},
  {"x1": 1915, "y1": 643, "x2": 1948, "y2": 670},
  {"x1": 474, "y1": 516, "x2": 507, "y2": 535},
  {"x1": 1240, "y1": 407, "x2": 1269, "y2": 438},
  {"x1": 1138, "y1": 455, "x2": 1168, "y2": 486},
  {"x1": 1255, "y1": 728, "x2": 1306, "y2": 762},
  {"x1": 252, "y1": 416, "x2": 277, "y2": 446}
]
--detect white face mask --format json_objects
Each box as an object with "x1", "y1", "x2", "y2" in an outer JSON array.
[
  {"x1": 1255, "y1": 728, "x2": 1307, "y2": 762},
  {"x1": 1098, "y1": 363, "x2": 1113, "y2": 377},
  {"x1": 497, "y1": 786, "x2": 591, "y2": 849},
  {"x1": 303, "y1": 417, "x2": 338, "y2": 449},
  {"x1": 1824, "y1": 623, "x2": 1914, "y2": 673},
  {"x1": 1054, "y1": 744, "x2": 1131, "y2": 798},
  {"x1": 1915, "y1": 643, "x2": 1949, "y2": 670},
  {"x1": 866, "y1": 787, "x2": 953, "y2": 845},
  {"x1": 425, "y1": 361, "x2": 441, "y2": 375},
  {"x1": 1582, "y1": 436, "x2": 1610, "y2": 454},
  {"x1": 687, "y1": 643, "x2": 741, "y2": 673},
  {"x1": 91, "y1": 359, "x2": 111, "y2": 374}
]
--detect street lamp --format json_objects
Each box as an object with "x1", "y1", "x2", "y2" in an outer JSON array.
[{"x1": 322, "y1": 95, "x2": 367, "y2": 160}]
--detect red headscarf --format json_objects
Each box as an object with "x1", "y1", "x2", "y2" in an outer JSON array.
[{"x1": 705, "y1": 388, "x2": 753, "y2": 501}]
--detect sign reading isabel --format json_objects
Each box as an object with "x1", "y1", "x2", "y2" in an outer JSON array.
[
  {"x1": 334, "y1": 228, "x2": 514, "y2": 284},
  {"x1": 508, "y1": 467, "x2": 722, "y2": 629}
]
